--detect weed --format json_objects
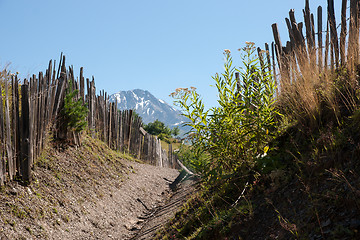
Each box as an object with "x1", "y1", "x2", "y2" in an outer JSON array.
[
  {"x1": 8, "y1": 203, "x2": 27, "y2": 219},
  {"x1": 275, "y1": 209, "x2": 299, "y2": 238},
  {"x1": 55, "y1": 172, "x2": 61, "y2": 180},
  {"x1": 52, "y1": 208, "x2": 58, "y2": 214},
  {"x1": 171, "y1": 43, "x2": 278, "y2": 181},
  {"x1": 62, "y1": 215, "x2": 70, "y2": 223},
  {"x1": 33, "y1": 190, "x2": 42, "y2": 198}
]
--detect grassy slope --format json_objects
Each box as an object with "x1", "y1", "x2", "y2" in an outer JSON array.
[
  {"x1": 0, "y1": 135, "x2": 134, "y2": 239},
  {"x1": 156, "y1": 122, "x2": 360, "y2": 239},
  {"x1": 155, "y1": 73, "x2": 360, "y2": 239}
]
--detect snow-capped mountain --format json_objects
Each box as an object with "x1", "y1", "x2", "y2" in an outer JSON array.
[{"x1": 109, "y1": 89, "x2": 187, "y2": 129}]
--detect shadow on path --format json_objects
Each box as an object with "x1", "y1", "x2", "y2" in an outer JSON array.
[{"x1": 129, "y1": 170, "x2": 199, "y2": 240}]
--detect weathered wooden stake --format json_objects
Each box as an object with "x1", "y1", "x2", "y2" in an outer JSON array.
[
  {"x1": 318, "y1": 6, "x2": 323, "y2": 70},
  {"x1": 4, "y1": 80, "x2": 13, "y2": 180},
  {"x1": 340, "y1": 0, "x2": 347, "y2": 65},
  {"x1": 20, "y1": 81, "x2": 31, "y2": 184},
  {"x1": 327, "y1": 0, "x2": 339, "y2": 67}
]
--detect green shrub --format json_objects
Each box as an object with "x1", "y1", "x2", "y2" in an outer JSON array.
[
  {"x1": 171, "y1": 43, "x2": 279, "y2": 180},
  {"x1": 62, "y1": 80, "x2": 88, "y2": 133}
]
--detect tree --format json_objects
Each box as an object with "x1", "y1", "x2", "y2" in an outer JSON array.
[
  {"x1": 61, "y1": 80, "x2": 88, "y2": 137},
  {"x1": 172, "y1": 126, "x2": 180, "y2": 137},
  {"x1": 144, "y1": 119, "x2": 172, "y2": 140}
]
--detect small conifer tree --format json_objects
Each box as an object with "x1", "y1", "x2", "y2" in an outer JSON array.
[{"x1": 61, "y1": 80, "x2": 88, "y2": 135}]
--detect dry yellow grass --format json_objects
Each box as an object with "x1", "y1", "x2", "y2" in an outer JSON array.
[{"x1": 275, "y1": 44, "x2": 356, "y2": 129}]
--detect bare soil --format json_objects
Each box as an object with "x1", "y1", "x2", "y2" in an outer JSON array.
[
  {"x1": 130, "y1": 175, "x2": 198, "y2": 240},
  {"x1": 0, "y1": 136, "x2": 191, "y2": 239}
]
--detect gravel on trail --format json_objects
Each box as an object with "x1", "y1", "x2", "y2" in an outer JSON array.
[
  {"x1": 48, "y1": 160, "x2": 181, "y2": 240},
  {"x1": 0, "y1": 138, "x2": 197, "y2": 240},
  {"x1": 130, "y1": 174, "x2": 197, "y2": 240}
]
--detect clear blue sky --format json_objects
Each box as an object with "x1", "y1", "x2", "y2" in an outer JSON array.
[{"x1": 0, "y1": 0, "x2": 341, "y2": 108}]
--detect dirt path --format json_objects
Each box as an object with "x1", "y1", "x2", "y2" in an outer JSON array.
[
  {"x1": 0, "y1": 138, "x2": 196, "y2": 240},
  {"x1": 42, "y1": 160, "x2": 180, "y2": 240},
  {"x1": 129, "y1": 175, "x2": 197, "y2": 240}
]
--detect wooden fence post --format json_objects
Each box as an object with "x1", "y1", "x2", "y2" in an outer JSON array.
[
  {"x1": 271, "y1": 42, "x2": 279, "y2": 95},
  {"x1": 272, "y1": 23, "x2": 284, "y2": 69},
  {"x1": 327, "y1": 0, "x2": 339, "y2": 68},
  {"x1": 348, "y1": 0, "x2": 359, "y2": 66},
  {"x1": 127, "y1": 110, "x2": 133, "y2": 152},
  {"x1": 80, "y1": 67, "x2": 85, "y2": 103},
  {"x1": 168, "y1": 144, "x2": 173, "y2": 168},
  {"x1": 0, "y1": 83, "x2": 5, "y2": 185},
  {"x1": 340, "y1": 0, "x2": 347, "y2": 65},
  {"x1": 325, "y1": 21, "x2": 330, "y2": 70},
  {"x1": 4, "y1": 80, "x2": 14, "y2": 180},
  {"x1": 44, "y1": 61, "x2": 52, "y2": 138},
  {"x1": 265, "y1": 43, "x2": 272, "y2": 73},
  {"x1": 289, "y1": 9, "x2": 306, "y2": 49},
  {"x1": 12, "y1": 76, "x2": 21, "y2": 175},
  {"x1": 108, "y1": 102, "x2": 112, "y2": 146},
  {"x1": 272, "y1": 23, "x2": 291, "y2": 84},
  {"x1": 303, "y1": 0, "x2": 315, "y2": 50},
  {"x1": 20, "y1": 80, "x2": 31, "y2": 184},
  {"x1": 318, "y1": 6, "x2": 323, "y2": 70}
]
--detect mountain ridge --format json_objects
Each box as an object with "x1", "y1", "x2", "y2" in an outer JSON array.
[{"x1": 109, "y1": 89, "x2": 187, "y2": 129}]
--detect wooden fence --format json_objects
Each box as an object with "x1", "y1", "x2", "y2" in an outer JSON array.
[
  {"x1": 0, "y1": 55, "x2": 179, "y2": 186},
  {"x1": 256, "y1": 0, "x2": 360, "y2": 93},
  {"x1": 87, "y1": 76, "x2": 180, "y2": 169}
]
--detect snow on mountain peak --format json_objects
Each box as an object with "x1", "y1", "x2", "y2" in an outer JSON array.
[{"x1": 109, "y1": 89, "x2": 187, "y2": 129}]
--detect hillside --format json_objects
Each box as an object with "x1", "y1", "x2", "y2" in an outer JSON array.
[
  {"x1": 109, "y1": 89, "x2": 187, "y2": 128},
  {"x1": 156, "y1": 123, "x2": 360, "y2": 239},
  {"x1": 153, "y1": 0, "x2": 360, "y2": 239},
  {"x1": 0, "y1": 136, "x2": 184, "y2": 239}
]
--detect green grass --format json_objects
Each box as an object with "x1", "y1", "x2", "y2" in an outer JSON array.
[{"x1": 160, "y1": 138, "x2": 181, "y2": 152}]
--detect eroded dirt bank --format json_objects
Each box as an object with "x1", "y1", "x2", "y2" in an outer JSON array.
[{"x1": 0, "y1": 136, "x2": 181, "y2": 239}]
